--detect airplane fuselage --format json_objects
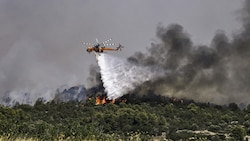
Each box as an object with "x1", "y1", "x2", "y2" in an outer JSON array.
[{"x1": 86, "y1": 44, "x2": 122, "y2": 53}]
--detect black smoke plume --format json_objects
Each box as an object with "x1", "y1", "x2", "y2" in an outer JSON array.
[
  {"x1": 86, "y1": 1, "x2": 250, "y2": 105},
  {"x1": 126, "y1": 1, "x2": 250, "y2": 105}
]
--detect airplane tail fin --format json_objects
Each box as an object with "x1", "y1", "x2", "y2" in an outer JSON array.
[{"x1": 117, "y1": 44, "x2": 123, "y2": 51}]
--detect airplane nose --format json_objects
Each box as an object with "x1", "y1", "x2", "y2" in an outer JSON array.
[{"x1": 86, "y1": 49, "x2": 91, "y2": 53}]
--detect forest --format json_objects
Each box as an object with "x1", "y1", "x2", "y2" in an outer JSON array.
[{"x1": 0, "y1": 92, "x2": 249, "y2": 141}]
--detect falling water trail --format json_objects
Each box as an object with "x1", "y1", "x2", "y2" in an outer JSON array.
[{"x1": 97, "y1": 53, "x2": 164, "y2": 99}]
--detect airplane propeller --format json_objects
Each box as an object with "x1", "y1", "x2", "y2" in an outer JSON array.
[
  {"x1": 104, "y1": 43, "x2": 115, "y2": 46},
  {"x1": 83, "y1": 42, "x2": 94, "y2": 46},
  {"x1": 103, "y1": 38, "x2": 112, "y2": 44},
  {"x1": 96, "y1": 38, "x2": 99, "y2": 44},
  {"x1": 82, "y1": 38, "x2": 116, "y2": 48},
  {"x1": 101, "y1": 38, "x2": 116, "y2": 47}
]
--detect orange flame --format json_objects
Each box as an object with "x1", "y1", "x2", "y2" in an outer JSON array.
[
  {"x1": 111, "y1": 99, "x2": 115, "y2": 104},
  {"x1": 95, "y1": 96, "x2": 101, "y2": 105},
  {"x1": 95, "y1": 96, "x2": 107, "y2": 105},
  {"x1": 101, "y1": 96, "x2": 107, "y2": 104},
  {"x1": 95, "y1": 96, "x2": 127, "y2": 105}
]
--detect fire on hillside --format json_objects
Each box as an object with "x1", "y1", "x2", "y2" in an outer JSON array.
[{"x1": 95, "y1": 95, "x2": 127, "y2": 105}]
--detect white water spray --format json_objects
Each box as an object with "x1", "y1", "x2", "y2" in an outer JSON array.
[{"x1": 97, "y1": 53, "x2": 163, "y2": 99}]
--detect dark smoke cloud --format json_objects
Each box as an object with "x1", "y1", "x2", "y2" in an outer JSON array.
[
  {"x1": 127, "y1": 1, "x2": 250, "y2": 104},
  {"x1": 0, "y1": 0, "x2": 243, "y2": 105}
]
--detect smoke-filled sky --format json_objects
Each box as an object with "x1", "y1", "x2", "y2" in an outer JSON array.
[{"x1": 0, "y1": 0, "x2": 244, "y2": 102}]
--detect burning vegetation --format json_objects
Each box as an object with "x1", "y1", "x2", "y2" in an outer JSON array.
[
  {"x1": 95, "y1": 96, "x2": 113, "y2": 105},
  {"x1": 95, "y1": 95, "x2": 126, "y2": 105}
]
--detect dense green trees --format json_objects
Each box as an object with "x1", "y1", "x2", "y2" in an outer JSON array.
[
  {"x1": 231, "y1": 126, "x2": 246, "y2": 141},
  {"x1": 0, "y1": 95, "x2": 249, "y2": 140}
]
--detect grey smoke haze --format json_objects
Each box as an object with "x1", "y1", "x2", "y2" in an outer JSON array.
[
  {"x1": 0, "y1": 0, "x2": 242, "y2": 104},
  {"x1": 127, "y1": 0, "x2": 250, "y2": 105}
]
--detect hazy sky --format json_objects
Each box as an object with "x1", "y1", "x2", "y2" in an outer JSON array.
[{"x1": 0, "y1": 0, "x2": 244, "y2": 94}]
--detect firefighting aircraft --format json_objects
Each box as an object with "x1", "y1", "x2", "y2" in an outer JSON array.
[{"x1": 83, "y1": 38, "x2": 123, "y2": 55}]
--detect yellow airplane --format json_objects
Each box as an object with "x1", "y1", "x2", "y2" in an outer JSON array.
[{"x1": 83, "y1": 38, "x2": 123, "y2": 54}]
